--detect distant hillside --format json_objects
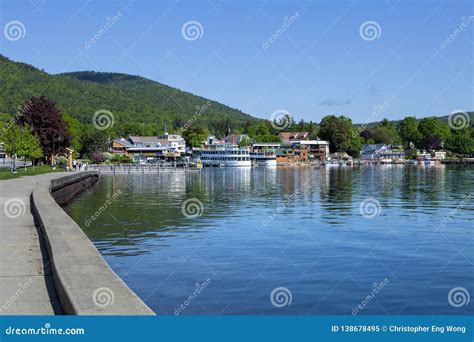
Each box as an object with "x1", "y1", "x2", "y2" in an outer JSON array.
[
  {"x1": 0, "y1": 55, "x2": 259, "y2": 132},
  {"x1": 354, "y1": 112, "x2": 474, "y2": 129}
]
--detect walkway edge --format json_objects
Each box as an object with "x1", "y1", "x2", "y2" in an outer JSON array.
[{"x1": 31, "y1": 172, "x2": 155, "y2": 315}]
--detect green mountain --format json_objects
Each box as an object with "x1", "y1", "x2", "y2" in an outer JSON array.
[{"x1": 0, "y1": 55, "x2": 259, "y2": 133}]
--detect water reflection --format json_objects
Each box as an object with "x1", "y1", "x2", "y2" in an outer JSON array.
[{"x1": 64, "y1": 165, "x2": 474, "y2": 315}]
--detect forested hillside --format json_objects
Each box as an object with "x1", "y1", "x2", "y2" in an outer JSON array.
[{"x1": 0, "y1": 55, "x2": 259, "y2": 135}]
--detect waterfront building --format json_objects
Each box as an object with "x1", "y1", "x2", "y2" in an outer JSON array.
[
  {"x1": 157, "y1": 132, "x2": 186, "y2": 154},
  {"x1": 110, "y1": 138, "x2": 132, "y2": 154},
  {"x1": 415, "y1": 149, "x2": 446, "y2": 161},
  {"x1": 361, "y1": 144, "x2": 405, "y2": 163},
  {"x1": 432, "y1": 150, "x2": 446, "y2": 160},
  {"x1": 275, "y1": 145, "x2": 307, "y2": 164},
  {"x1": 291, "y1": 140, "x2": 329, "y2": 161},
  {"x1": 109, "y1": 134, "x2": 186, "y2": 163},
  {"x1": 203, "y1": 134, "x2": 225, "y2": 146},
  {"x1": 279, "y1": 132, "x2": 309, "y2": 144},
  {"x1": 275, "y1": 133, "x2": 329, "y2": 164},
  {"x1": 250, "y1": 143, "x2": 280, "y2": 166},
  {"x1": 277, "y1": 132, "x2": 329, "y2": 163}
]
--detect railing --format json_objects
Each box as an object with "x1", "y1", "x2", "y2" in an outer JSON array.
[{"x1": 86, "y1": 163, "x2": 190, "y2": 173}]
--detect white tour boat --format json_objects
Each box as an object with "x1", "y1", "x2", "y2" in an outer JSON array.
[{"x1": 197, "y1": 144, "x2": 251, "y2": 167}]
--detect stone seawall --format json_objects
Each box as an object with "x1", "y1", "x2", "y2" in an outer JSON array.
[
  {"x1": 31, "y1": 172, "x2": 154, "y2": 315},
  {"x1": 50, "y1": 172, "x2": 99, "y2": 205}
]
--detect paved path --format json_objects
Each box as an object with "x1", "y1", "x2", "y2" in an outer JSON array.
[{"x1": 0, "y1": 173, "x2": 66, "y2": 315}]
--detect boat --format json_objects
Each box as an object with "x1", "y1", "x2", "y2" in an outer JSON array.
[
  {"x1": 195, "y1": 144, "x2": 251, "y2": 167},
  {"x1": 250, "y1": 151, "x2": 277, "y2": 167},
  {"x1": 322, "y1": 160, "x2": 341, "y2": 167},
  {"x1": 380, "y1": 158, "x2": 393, "y2": 164},
  {"x1": 188, "y1": 159, "x2": 203, "y2": 170}
]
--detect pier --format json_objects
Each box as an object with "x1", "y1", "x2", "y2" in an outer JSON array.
[{"x1": 441, "y1": 159, "x2": 474, "y2": 165}]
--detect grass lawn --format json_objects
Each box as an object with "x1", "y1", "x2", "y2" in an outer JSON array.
[{"x1": 0, "y1": 165, "x2": 65, "y2": 180}]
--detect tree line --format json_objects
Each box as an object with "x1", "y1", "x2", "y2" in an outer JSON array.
[{"x1": 0, "y1": 97, "x2": 472, "y2": 165}]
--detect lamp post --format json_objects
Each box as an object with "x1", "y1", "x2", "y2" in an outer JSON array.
[
  {"x1": 11, "y1": 129, "x2": 16, "y2": 173},
  {"x1": 52, "y1": 139, "x2": 55, "y2": 168}
]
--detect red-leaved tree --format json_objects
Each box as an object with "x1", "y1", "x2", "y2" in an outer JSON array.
[{"x1": 17, "y1": 96, "x2": 71, "y2": 162}]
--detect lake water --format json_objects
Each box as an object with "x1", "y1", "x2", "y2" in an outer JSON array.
[{"x1": 64, "y1": 165, "x2": 473, "y2": 315}]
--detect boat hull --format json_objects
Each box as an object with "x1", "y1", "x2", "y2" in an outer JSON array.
[{"x1": 224, "y1": 160, "x2": 252, "y2": 167}]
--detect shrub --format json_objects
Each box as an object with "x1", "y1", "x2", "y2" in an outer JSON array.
[{"x1": 91, "y1": 152, "x2": 106, "y2": 163}]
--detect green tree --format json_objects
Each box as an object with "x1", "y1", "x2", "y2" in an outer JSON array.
[
  {"x1": 19, "y1": 125, "x2": 43, "y2": 169},
  {"x1": 398, "y1": 116, "x2": 421, "y2": 147},
  {"x1": 348, "y1": 130, "x2": 362, "y2": 157},
  {"x1": 79, "y1": 129, "x2": 108, "y2": 158},
  {"x1": 371, "y1": 126, "x2": 390, "y2": 145},
  {"x1": 318, "y1": 115, "x2": 358, "y2": 155},
  {"x1": 182, "y1": 125, "x2": 208, "y2": 148},
  {"x1": 418, "y1": 117, "x2": 450, "y2": 150},
  {"x1": 238, "y1": 136, "x2": 252, "y2": 147},
  {"x1": 249, "y1": 122, "x2": 280, "y2": 142},
  {"x1": 371, "y1": 119, "x2": 401, "y2": 145},
  {"x1": 445, "y1": 128, "x2": 474, "y2": 155},
  {"x1": 61, "y1": 112, "x2": 82, "y2": 158},
  {"x1": 1, "y1": 124, "x2": 43, "y2": 169}
]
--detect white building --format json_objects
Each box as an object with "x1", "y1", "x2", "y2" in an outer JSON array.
[{"x1": 158, "y1": 133, "x2": 186, "y2": 154}]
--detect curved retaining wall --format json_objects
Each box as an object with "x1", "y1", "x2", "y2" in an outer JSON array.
[{"x1": 31, "y1": 171, "x2": 154, "y2": 315}]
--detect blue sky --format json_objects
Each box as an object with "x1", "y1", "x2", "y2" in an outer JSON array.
[{"x1": 1, "y1": 0, "x2": 472, "y2": 124}]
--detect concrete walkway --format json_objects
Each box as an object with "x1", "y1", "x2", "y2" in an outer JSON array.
[{"x1": 0, "y1": 173, "x2": 66, "y2": 315}]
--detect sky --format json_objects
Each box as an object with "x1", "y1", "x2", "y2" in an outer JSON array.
[{"x1": 0, "y1": 0, "x2": 473, "y2": 124}]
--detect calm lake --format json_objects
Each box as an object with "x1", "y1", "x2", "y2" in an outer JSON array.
[{"x1": 64, "y1": 165, "x2": 473, "y2": 315}]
